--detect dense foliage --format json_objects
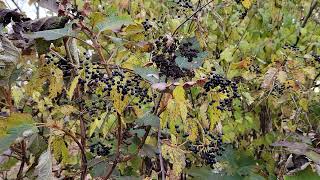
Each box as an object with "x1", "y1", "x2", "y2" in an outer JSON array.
[{"x1": 0, "y1": 0, "x2": 320, "y2": 179}]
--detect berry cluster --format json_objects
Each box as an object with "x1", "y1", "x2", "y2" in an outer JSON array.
[
  {"x1": 170, "y1": 0, "x2": 194, "y2": 19},
  {"x1": 272, "y1": 81, "x2": 286, "y2": 95},
  {"x1": 142, "y1": 19, "x2": 153, "y2": 31},
  {"x1": 239, "y1": 10, "x2": 247, "y2": 19},
  {"x1": 174, "y1": 0, "x2": 193, "y2": 9},
  {"x1": 312, "y1": 53, "x2": 320, "y2": 63},
  {"x1": 76, "y1": 52, "x2": 153, "y2": 118},
  {"x1": 152, "y1": 36, "x2": 194, "y2": 79},
  {"x1": 249, "y1": 64, "x2": 261, "y2": 73},
  {"x1": 204, "y1": 70, "x2": 240, "y2": 111},
  {"x1": 188, "y1": 133, "x2": 225, "y2": 167},
  {"x1": 283, "y1": 44, "x2": 300, "y2": 51},
  {"x1": 89, "y1": 142, "x2": 111, "y2": 156},
  {"x1": 178, "y1": 41, "x2": 199, "y2": 62},
  {"x1": 45, "y1": 54, "x2": 73, "y2": 77}
]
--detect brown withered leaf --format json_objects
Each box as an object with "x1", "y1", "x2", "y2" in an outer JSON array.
[
  {"x1": 158, "y1": 93, "x2": 173, "y2": 115},
  {"x1": 0, "y1": 9, "x2": 29, "y2": 27},
  {"x1": 81, "y1": 0, "x2": 91, "y2": 16},
  {"x1": 124, "y1": 41, "x2": 154, "y2": 53},
  {"x1": 119, "y1": 0, "x2": 130, "y2": 9},
  {"x1": 261, "y1": 67, "x2": 278, "y2": 89},
  {"x1": 8, "y1": 16, "x2": 68, "y2": 53}
]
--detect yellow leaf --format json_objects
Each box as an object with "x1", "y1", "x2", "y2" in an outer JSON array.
[
  {"x1": 89, "y1": 112, "x2": 107, "y2": 136},
  {"x1": 49, "y1": 67, "x2": 64, "y2": 99},
  {"x1": 208, "y1": 105, "x2": 221, "y2": 129},
  {"x1": 186, "y1": 120, "x2": 198, "y2": 142},
  {"x1": 242, "y1": 0, "x2": 252, "y2": 9},
  {"x1": 173, "y1": 85, "x2": 185, "y2": 103},
  {"x1": 51, "y1": 136, "x2": 70, "y2": 164},
  {"x1": 133, "y1": 105, "x2": 144, "y2": 118},
  {"x1": 277, "y1": 71, "x2": 287, "y2": 83},
  {"x1": 303, "y1": 66, "x2": 316, "y2": 79},
  {"x1": 12, "y1": 86, "x2": 24, "y2": 105},
  {"x1": 166, "y1": 100, "x2": 181, "y2": 134},
  {"x1": 25, "y1": 66, "x2": 50, "y2": 96},
  {"x1": 173, "y1": 85, "x2": 188, "y2": 122},
  {"x1": 90, "y1": 12, "x2": 105, "y2": 27},
  {"x1": 54, "y1": 105, "x2": 78, "y2": 116},
  {"x1": 162, "y1": 144, "x2": 185, "y2": 176},
  {"x1": 179, "y1": 103, "x2": 188, "y2": 122},
  {"x1": 67, "y1": 75, "x2": 79, "y2": 100},
  {"x1": 199, "y1": 103, "x2": 208, "y2": 122},
  {"x1": 111, "y1": 87, "x2": 130, "y2": 114},
  {"x1": 299, "y1": 98, "x2": 308, "y2": 112},
  {"x1": 0, "y1": 113, "x2": 33, "y2": 137}
]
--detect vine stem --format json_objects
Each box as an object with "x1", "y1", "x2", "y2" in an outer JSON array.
[
  {"x1": 47, "y1": 125, "x2": 87, "y2": 178},
  {"x1": 103, "y1": 92, "x2": 165, "y2": 179},
  {"x1": 294, "y1": 0, "x2": 318, "y2": 46},
  {"x1": 155, "y1": 92, "x2": 165, "y2": 179},
  {"x1": 104, "y1": 113, "x2": 122, "y2": 180},
  {"x1": 172, "y1": 0, "x2": 214, "y2": 36},
  {"x1": 79, "y1": 115, "x2": 88, "y2": 180},
  {"x1": 78, "y1": 21, "x2": 112, "y2": 76},
  {"x1": 16, "y1": 141, "x2": 26, "y2": 180},
  {"x1": 158, "y1": 127, "x2": 166, "y2": 179}
]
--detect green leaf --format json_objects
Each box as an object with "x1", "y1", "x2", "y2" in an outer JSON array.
[
  {"x1": 89, "y1": 112, "x2": 107, "y2": 136},
  {"x1": 102, "y1": 114, "x2": 117, "y2": 137},
  {"x1": 52, "y1": 137, "x2": 71, "y2": 164},
  {"x1": 96, "y1": 15, "x2": 133, "y2": 32},
  {"x1": 284, "y1": 167, "x2": 320, "y2": 180},
  {"x1": 0, "y1": 156, "x2": 18, "y2": 171},
  {"x1": 24, "y1": 24, "x2": 75, "y2": 41},
  {"x1": 175, "y1": 52, "x2": 207, "y2": 70},
  {"x1": 220, "y1": 46, "x2": 235, "y2": 62},
  {"x1": 136, "y1": 112, "x2": 159, "y2": 128},
  {"x1": 9, "y1": 67, "x2": 22, "y2": 85},
  {"x1": 89, "y1": 158, "x2": 116, "y2": 178},
  {"x1": 175, "y1": 37, "x2": 208, "y2": 70},
  {"x1": 29, "y1": 134, "x2": 47, "y2": 158},
  {"x1": 134, "y1": 67, "x2": 160, "y2": 84},
  {"x1": 0, "y1": 124, "x2": 36, "y2": 153},
  {"x1": 186, "y1": 166, "x2": 242, "y2": 180},
  {"x1": 0, "y1": 113, "x2": 36, "y2": 153}
]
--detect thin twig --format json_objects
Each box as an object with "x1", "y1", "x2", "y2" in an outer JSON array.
[
  {"x1": 172, "y1": 0, "x2": 214, "y2": 36},
  {"x1": 104, "y1": 113, "x2": 123, "y2": 180},
  {"x1": 10, "y1": 0, "x2": 22, "y2": 12},
  {"x1": 232, "y1": 14, "x2": 254, "y2": 56},
  {"x1": 294, "y1": 0, "x2": 318, "y2": 46},
  {"x1": 79, "y1": 114, "x2": 88, "y2": 180},
  {"x1": 158, "y1": 126, "x2": 165, "y2": 179}
]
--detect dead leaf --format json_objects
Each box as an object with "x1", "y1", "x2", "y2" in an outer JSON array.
[
  {"x1": 159, "y1": 93, "x2": 173, "y2": 114},
  {"x1": 261, "y1": 67, "x2": 278, "y2": 89}
]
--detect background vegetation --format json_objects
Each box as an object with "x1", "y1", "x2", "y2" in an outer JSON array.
[{"x1": 0, "y1": 0, "x2": 320, "y2": 179}]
